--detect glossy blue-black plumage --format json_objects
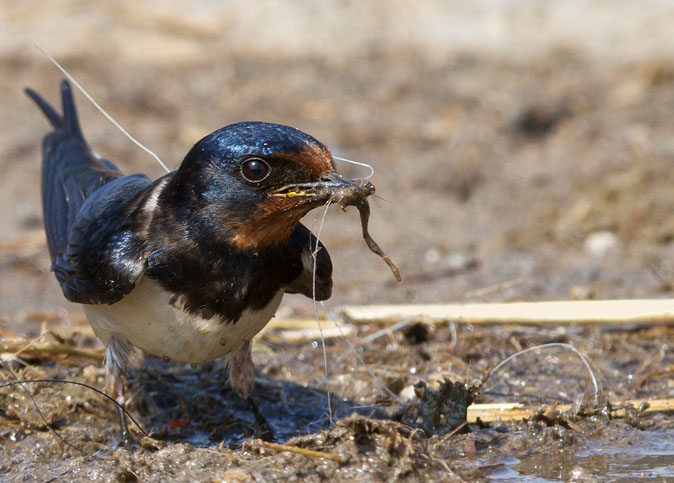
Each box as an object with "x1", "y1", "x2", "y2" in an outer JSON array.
[
  {"x1": 26, "y1": 80, "x2": 332, "y2": 317},
  {"x1": 26, "y1": 81, "x2": 151, "y2": 303},
  {"x1": 197, "y1": 121, "x2": 324, "y2": 161},
  {"x1": 162, "y1": 121, "x2": 326, "y2": 225}
]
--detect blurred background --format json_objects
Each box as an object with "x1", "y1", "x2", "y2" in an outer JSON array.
[{"x1": 1, "y1": 1, "x2": 674, "y2": 320}]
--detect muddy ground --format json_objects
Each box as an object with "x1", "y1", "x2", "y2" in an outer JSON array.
[{"x1": 1, "y1": 2, "x2": 673, "y2": 481}]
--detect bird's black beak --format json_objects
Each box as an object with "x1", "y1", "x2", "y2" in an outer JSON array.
[{"x1": 271, "y1": 171, "x2": 375, "y2": 206}]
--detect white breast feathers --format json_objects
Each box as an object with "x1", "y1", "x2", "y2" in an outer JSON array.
[{"x1": 83, "y1": 277, "x2": 283, "y2": 364}]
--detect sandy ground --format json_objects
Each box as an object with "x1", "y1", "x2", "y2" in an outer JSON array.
[{"x1": 0, "y1": 1, "x2": 673, "y2": 481}]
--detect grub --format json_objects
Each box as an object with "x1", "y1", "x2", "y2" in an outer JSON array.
[{"x1": 316, "y1": 176, "x2": 402, "y2": 282}]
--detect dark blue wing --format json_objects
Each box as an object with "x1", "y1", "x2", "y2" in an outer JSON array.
[
  {"x1": 62, "y1": 174, "x2": 153, "y2": 303},
  {"x1": 26, "y1": 80, "x2": 153, "y2": 304},
  {"x1": 285, "y1": 223, "x2": 332, "y2": 300}
]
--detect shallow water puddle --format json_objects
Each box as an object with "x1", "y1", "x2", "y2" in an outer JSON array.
[{"x1": 483, "y1": 429, "x2": 674, "y2": 481}]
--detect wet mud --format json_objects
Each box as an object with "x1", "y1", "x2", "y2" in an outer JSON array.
[{"x1": 1, "y1": 319, "x2": 673, "y2": 481}]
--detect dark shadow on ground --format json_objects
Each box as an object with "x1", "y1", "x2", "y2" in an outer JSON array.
[{"x1": 133, "y1": 356, "x2": 389, "y2": 447}]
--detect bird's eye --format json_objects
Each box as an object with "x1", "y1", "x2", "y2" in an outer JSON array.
[{"x1": 240, "y1": 158, "x2": 271, "y2": 183}]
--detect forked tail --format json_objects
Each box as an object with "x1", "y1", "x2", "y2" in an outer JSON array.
[
  {"x1": 25, "y1": 80, "x2": 83, "y2": 138},
  {"x1": 25, "y1": 80, "x2": 121, "y2": 267}
]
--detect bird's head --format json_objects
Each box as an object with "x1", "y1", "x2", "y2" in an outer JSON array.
[{"x1": 162, "y1": 121, "x2": 363, "y2": 249}]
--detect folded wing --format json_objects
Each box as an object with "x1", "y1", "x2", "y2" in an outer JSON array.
[{"x1": 26, "y1": 80, "x2": 152, "y2": 304}]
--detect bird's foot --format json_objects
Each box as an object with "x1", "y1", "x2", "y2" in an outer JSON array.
[
  {"x1": 116, "y1": 429, "x2": 141, "y2": 448},
  {"x1": 246, "y1": 396, "x2": 276, "y2": 442},
  {"x1": 115, "y1": 405, "x2": 140, "y2": 448}
]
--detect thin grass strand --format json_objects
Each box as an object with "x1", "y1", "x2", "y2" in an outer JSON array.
[
  {"x1": 487, "y1": 342, "x2": 600, "y2": 400},
  {"x1": 312, "y1": 201, "x2": 333, "y2": 425},
  {"x1": 1, "y1": 361, "x2": 82, "y2": 453},
  {"x1": 320, "y1": 301, "x2": 402, "y2": 403},
  {"x1": 35, "y1": 45, "x2": 170, "y2": 173},
  {"x1": 332, "y1": 155, "x2": 375, "y2": 179},
  {"x1": 0, "y1": 378, "x2": 148, "y2": 437}
]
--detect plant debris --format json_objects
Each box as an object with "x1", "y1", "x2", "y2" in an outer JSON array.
[{"x1": 397, "y1": 379, "x2": 482, "y2": 436}]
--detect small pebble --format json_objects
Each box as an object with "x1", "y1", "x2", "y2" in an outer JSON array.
[
  {"x1": 399, "y1": 384, "x2": 417, "y2": 402},
  {"x1": 447, "y1": 252, "x2": 468, "y2": 270},
  {"x1": 424, "y1": 248, "x2": 441, "y2": 264},
  {"x1": 584, "y1": 231, "x2": 620, "y2": 257}
]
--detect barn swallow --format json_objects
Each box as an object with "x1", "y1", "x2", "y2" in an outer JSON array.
[{"x1": 24, "y1": 80, "x2": 369, "y2": 442}]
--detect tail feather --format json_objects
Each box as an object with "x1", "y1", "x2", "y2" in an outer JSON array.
[
  {"x1": 25, "y1": 80, "x2": 84, "y2": 140},
  {"x1": 60, "y1": 80, "x2": 83, "y2": 139},
  {"x1": 24, "y1": 87, "x2": 63, "y2": 129},
  {"x1": 27, "y1": 79, "x2": 123, "y2": 273},
  {"x1": 27, "y1": 79, "x2": 152, "y2": 305}
]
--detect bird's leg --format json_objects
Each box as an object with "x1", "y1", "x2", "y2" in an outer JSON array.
[
  {"x1": 226, "y1": 341, "x2": 275, "y2": 441},
  {"x1": 104, "y1": 334, "x2": 135, "y2": 445},
  {"x1": 108, "y1": 363, "x2": 130, "y2": 441},
  {"x1": 227, "y1": 341, "x2": 256, "y2": 400}
]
